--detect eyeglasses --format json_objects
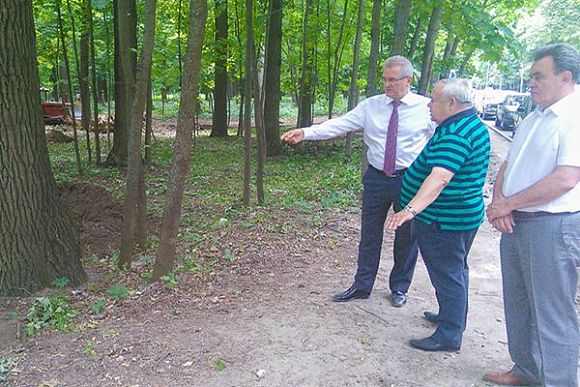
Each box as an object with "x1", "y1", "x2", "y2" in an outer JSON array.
[{"x1": 383, "y1": 76, "x2": 408, "y2": 84}]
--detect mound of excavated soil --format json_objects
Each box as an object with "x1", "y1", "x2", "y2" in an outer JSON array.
[{"x1": 58, "y1": 182, "x2": 123, "y2": 257}]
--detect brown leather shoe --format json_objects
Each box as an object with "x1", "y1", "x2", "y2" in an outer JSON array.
[{"x1": 483, "y1": 371, "x2": 537, "y2": 386}]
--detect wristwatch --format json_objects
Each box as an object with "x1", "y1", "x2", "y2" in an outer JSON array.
[{"x1": 404, "y1": 204, "x2": 417, "y2": 217}]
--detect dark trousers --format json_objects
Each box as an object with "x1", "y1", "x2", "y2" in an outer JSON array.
[
  {"x1": 416, "y1": 220, "x2": 478, "y2": 348},
  {"x1": 353, "y1": 166, "x2": 418, "y2": 294}
]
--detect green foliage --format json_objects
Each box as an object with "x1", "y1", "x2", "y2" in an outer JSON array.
[
  {"x1": 51, "y1": 277, "x2": 70, "y2": 289},
  {"x1": 160, "y1": 272, "x2": 179, "y2": 291},
  {"x1": 107, "y1": 283, "x2": 130, "y2": 301},
  {"x1": 82, "y1": 338, "x2": 98, "y2": 356},
  {"x1": 89, "y1": 299, "x2": 106, "y2": 314},
  {"x1": 0, "y1": 358, "x2": 18, "y2": 383},
  {"x1": 213, "y1": 357, "x2": 226, "y2": 371},
  {"x1": 26, "y1": 293, "x2": 77, "y2": 335}
]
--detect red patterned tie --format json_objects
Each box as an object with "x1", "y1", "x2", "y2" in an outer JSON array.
[{"x1": 383, "y1": 100, "x2": 400, "y2": 175}]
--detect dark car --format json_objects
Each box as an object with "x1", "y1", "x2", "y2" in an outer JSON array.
[
  {"x1": 511, "y1": 95, "x2": 537, "y2": 134},
  {"x1": 495, "y1": 93, "x2": 527, "y2": 131}
]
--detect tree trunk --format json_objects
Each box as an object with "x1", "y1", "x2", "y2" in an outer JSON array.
[
  {"x1": 145, "y1": 79, "x2": 153, "y2": 164},
  {"x1": 211, "y1": 0, "x2": 229, "y2": 137},
  {"x1": 406, "y1": 16, "x2": 423, "y2": 59},
  {"x1": 57, "y1": 0, "x2": 83, "y2": 175},
  {"x1": 242, "y1": 0, "x2": 254, "y2": 205},
  {"x1": 80, "y1": 34, "x2": 92, "y2": 158},
  {"x1": 344, "y1": 0, "x2": 364, "y2": 158},
  {"x1": 106, "y1": 0, "x2": 136, "y2": 167},
  {"x1": 153, "y1": 0, "x2": 208, "y2": 279},
  {"x1": 391, "y1": 0, "x2": 412, "y2": 56},
  {"x1": 87, "y1": 0, "x2": 101, "y2": 164},
  {"x1": 118, "y1": 0, "x2": 157, "y2": 268},
  {"x1": 262, "y1": 0, "x2": 283, "y2": 157},
  {"x1": 418, "y1": 4, "x2": 442, "y2": 96},
  {"x1": 366, "y1": 0, "x2": 381, "y2": 97},
  {"x1": 103, "y1": 10, "x2": 113, "y2": 148},
  {"x1": 296, "y1": 0, "x2": 314, "y2": 128},
  {"x1": 327, "y1": 0, "x2": 349, "y2": 119},
  {"x1": 0, "y1": 0, "x2": 86, "y2": 295}
]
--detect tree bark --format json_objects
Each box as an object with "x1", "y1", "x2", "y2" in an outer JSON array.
[
  {"x1": 406, "y1": 16, "x2": 423, "y2": 59},
  {"x1": 106, "y1": 0, "x2": 136, "y2": 167},
  {"x1": 118, "y1": 0, "x2": 157, "y2": 267},
  {"x1": 242, "y1": 0, "x2": 254, "y2": 205},
  {"x1": 0, "y1": 0, "x2": 86, "y2": 295},
  {"x1": 344, "y1": 0, "x2": 364, "y2": 158},
  {"x1": 366, "y1": 0, "x2": 381, "y2": 97},
  {"x1": 153, "y1": 0, "x2": 208, "y2": 279},
  {"x1": 211, "y1": 0, "x2": 229, "y2": 137},
  {"x1": 262, "y1": 0, "x2": 283, "y2": 157},
  {"x1": 80, "y1": 34, "x2": 92, "y2": 162},
  {"x1": 296, "y1": 0, "x2": 314, "y2": 128},
  {"x1": 145, "y1": 80, "x2": 153, "y2": 164},
  {"x1": 391, "y1": 0, "x2": 412, "y2": 56},
  {"x1": 418, "y1": 4, "x2": 442, "y2": 96},
  {"x1": 87, "y1": 0, "x2": 101, "y2": 164}
]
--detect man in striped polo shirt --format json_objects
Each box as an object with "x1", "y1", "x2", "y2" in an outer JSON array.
[{"x1": 387, "y1": 78, "x2": 490, "y2": 352}]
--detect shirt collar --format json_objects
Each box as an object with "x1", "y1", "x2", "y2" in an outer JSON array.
[
  {"x1": 384, "y1": 91, "x2": 420, "y2": 106},
  {"x1": 437, "y1": 107, "x2": 478, "y2": 128},
  {"x1": 545, "y1": 89, "x2": 580, "y2": 117}
]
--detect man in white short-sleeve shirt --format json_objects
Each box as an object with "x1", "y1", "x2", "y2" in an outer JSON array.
[
  {"x1": 484, "y1": 44, "x2": 580, "y2": 387},
  {"x1": 281, "y1": 56, "x2": 435, "y2": 307}
]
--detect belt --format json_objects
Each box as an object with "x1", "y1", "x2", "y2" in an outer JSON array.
[
  {"x1": 370, "y1": 165, "x2": 407, "y2": 177},
  {"x1": 512, "y1": 210, "x2": 579, "y2": 219}
]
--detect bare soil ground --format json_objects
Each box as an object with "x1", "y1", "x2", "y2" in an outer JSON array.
[{"x1": 0, "y1": 128, "x2": 528, "y2": 387}]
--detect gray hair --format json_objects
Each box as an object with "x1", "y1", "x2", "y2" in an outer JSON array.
[
  {"x1": 437, "y1": 79, "x2": 473, "y2": 105},
  {"x1": 383, "y1": 55, "x2": 414, "y2": 77},
  {"x1": 533, "y1": 43, "x2": 580, "y2": 83}
]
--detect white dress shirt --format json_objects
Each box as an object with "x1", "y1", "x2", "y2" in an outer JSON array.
[
  {"x1": 503, "y1": 90, "x2": 580, "y2": 212},
  {"x1": 302, "y1": 92, "x2": 435, "y2": 171}
]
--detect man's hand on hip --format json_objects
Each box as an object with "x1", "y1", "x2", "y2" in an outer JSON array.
[{"x1": 280, "y1": 129, "x2": 304, "y2": 145}]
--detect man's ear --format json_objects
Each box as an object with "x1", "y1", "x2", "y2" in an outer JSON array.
[{"x1": 560, "y1": 70, "x2": 573, "y2": 84}]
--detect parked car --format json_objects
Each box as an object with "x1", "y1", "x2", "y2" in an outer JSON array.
[
  {"x1": 480, "y1": 90, "x2": 511, "y2": 120},
  {"x1": 511, "y1": 95, "x2": 537, "y2": 134},
  {"x1": 495, "y1": 93, "x2": 527, "y2": 131}
]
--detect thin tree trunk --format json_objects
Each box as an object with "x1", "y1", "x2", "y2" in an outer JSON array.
[
  {"x1": 418, "y1": 4, "x2": 442, "y2": 96},
  {"x1": 106, "y1": 0, "x2": 136, "y2": 167},
  {"x1": 87, "y1": 0, "x2": 101, "y2": 164},
  {"x1": 153, "y1": 0, "x2": 208, "y2": 279},
  {"x1": 251, "y1": 37, "x2": 266, "y2": 204},
  {"x1": 211, "y1": 0, "x2": 229, "y2": 137},
  {"x1": 118, "y1": 0, "x2": 157, "y2": 268},
  {"x1": 177, "y1": 0, "x2": 183, "y2": 86},
  {"x1": 296, "y1": 0, "x2": 314, "y2": 127},
  {"x1": 65, "y1": 0, "x2": 91, "y2": 163},
  {"x1": 0, "y1": 0, "x2": 86, "y2": 295},
  {"x1": 262, "y1": 0, "x2": 283, "y2": 156},
  {"x1": 366, "y1": 0, "x2": 381, "y2": 97},
  {"x1": 391, "y1": 0, "x2": 412, "y2": 56},
  {"x1": 103, "y1": 11, "x2": 113, "y2": 148},
  {"x1": 80, "y1": 34, "x2": 92, "y2": 159},
  {"x1": 406, "y1": 16, "x2": 423, "y2": 59},
  {"x1": 242, "y1": 0, "x2": 253, "y2": 205},
  {"x1": 145, "y1": 79, "x2": 153, "y2": 164},
  {"x1": 344, "y1": 0, "x2": 364, "y2": 158},
  {"x1": 328, "y1": 0, "x2": 349, "y2": 119},
  {"x1": 57, "y1": 0, "x2": 83, "y2": 175}
]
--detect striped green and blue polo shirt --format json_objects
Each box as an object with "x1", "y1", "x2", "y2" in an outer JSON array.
[{"x1": 401, "y1": 108, "x2": 490, "y2": 231}]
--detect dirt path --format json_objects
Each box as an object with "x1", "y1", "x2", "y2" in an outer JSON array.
[{"x1": 2, "y1": 129, "x2": 520, "y2": 387}]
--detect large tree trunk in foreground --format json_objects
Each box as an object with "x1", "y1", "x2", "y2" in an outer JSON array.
[
  {"x1": 0, "y1": 0, "x2": 86, "y2": 295},
  {"x1": 153, "y1": 0, "x2": 208, "y2": 279}
]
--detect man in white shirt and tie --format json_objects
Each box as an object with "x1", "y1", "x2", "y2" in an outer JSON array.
[{"x1": 281, "y1": 55, "x2": 435, "y2": 306}]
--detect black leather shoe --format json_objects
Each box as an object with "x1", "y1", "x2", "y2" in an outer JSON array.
[
  {"x1": 409, "y1": 336, "x2": 460, "y2": 352},
  {"x1": 331, "y1": 286, "x2": 369, "y2": 302},
  {"x1": 423, "y1": 311, "x2": 439, "y2": 324},
  {"x1": 391, "y1": 291, "x2": 407, "y2": 307}
]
